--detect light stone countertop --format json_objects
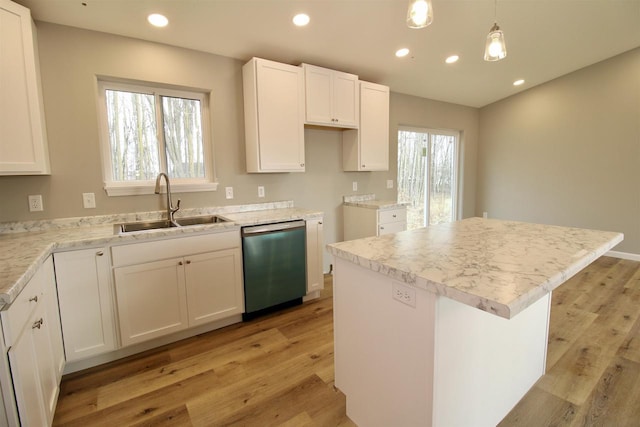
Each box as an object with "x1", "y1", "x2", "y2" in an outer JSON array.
[
  {"x1": 342, "y1": 194, "x2": 408, "y2": 210},
  {"x1": 0, "y1": 202, "x2": 322, "y2": 307},
  {"x1": 327, "y1": 217, "x2": 623, "y2": 319}
]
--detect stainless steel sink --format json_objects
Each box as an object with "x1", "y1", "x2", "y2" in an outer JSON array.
[
  {"x1": 175, "y1": 215, "x2": 229, "y2": 226},
  {"x1": 114, "y1": 215, "x2": 229, "y2": 234}
]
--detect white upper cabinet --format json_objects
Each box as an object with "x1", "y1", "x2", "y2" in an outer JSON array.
[
  {"x1": 0, "y1": 0, "x2": 50, "y2": 175},
  {"x1": 303, "y1": 63, "x2": 359, "y2": 129},
  {"x1": 243, "y1": 57, "x2": 305, "y2": 173},
  {"x1": 343, "y1": 81, "x2": 390, "y2": 171}
]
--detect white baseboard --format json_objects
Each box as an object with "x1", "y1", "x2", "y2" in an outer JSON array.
[{"x1": 606, "y1": 250, "x2": 640, "y2": 261}]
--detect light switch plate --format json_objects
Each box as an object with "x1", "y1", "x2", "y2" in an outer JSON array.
[
  {"x1": 386, "y1": 180, "x2": 394, "y2": 189},
  {"x1": 225, "y1": 187, "x2": 234, "y2": 199},
  {"x1": 258, "y1": 186, "x2": 265, "y2": 198},
  {"x1": 352, "y1": 181, "x2": 358, "y2": 191}
]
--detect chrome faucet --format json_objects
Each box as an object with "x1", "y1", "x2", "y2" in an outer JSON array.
[{"x1": 154, "y1": 173, "x2": 180, "y2": 226}]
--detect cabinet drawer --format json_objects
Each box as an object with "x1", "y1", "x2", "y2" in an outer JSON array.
[
  {"x1": 111, "y1": 230, "x2": 240, "y2": 267},
  {"x1": 1, "y1": 267, "x2": 44, "y2": 347},
  {"x1": 379, "y1": 208, "x2": 406, "y2": 224},
  {"x1": 379, "y1": 221, "x2": 407, "y2": 235}
]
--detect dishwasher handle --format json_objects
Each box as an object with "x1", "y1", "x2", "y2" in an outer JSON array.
[{"x1": 242, "y1": 220, "x2": 306, "y2": 236}]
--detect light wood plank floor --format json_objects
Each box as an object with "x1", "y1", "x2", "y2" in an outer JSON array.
[{"x1": 54, "y1": 256, "x2": 640, "y2": 426}]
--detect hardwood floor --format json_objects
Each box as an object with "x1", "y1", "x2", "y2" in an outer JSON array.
[
  {"x1": 54, "y1": 256, "x2": 640, "y2": 426},
  {"x1": 499, "y1": 256, "x2": 640, "y2": 426}
]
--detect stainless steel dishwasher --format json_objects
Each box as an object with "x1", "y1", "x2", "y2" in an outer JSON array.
[{"x1": 241, "y1": 220, "x2": 307, "y2": 320}]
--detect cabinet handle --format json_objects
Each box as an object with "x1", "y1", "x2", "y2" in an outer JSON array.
[
  {"x1": 362, "y1": 164, "x2": 366, "y2": 168},
  {"x1": 300, "y1": 163, "x2": 305, "y2": 167},
  {"x1": 380, "y1": 226, "x2": 385, "y2": 230},
  {"x1": 318, "y1": 222, "x2": 323, "y2": 225},
  {"x1": 96, "y1": 251, "x2": 104, "y2": 256},
  {"x1": 186, "y1": 260, "x2": 191, "y2": 265},
  {"x1": 178, "y1": 261, "x2": 183, "y2": 266},
  {"x1": 32, "y1": 318, "x2": 43, "y2": 329},
  {"x1": 29, "y1": 296, "x2": 38, "y2": 303},
  {"x1": 392, "y1": 214, "x2": 397, "y2": 218}
]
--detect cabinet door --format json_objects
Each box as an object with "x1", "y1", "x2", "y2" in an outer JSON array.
[
  {"x1": 332, "y1": 71, "x2": 359, "y2": 128},
  {"x1": 306, "y1": 218, "x2": 324, "y2": 292},
  {"x1": 55, "y1": 248, "x2": 117, "y2": 362},
  {"x1": 0, "y1": 0, "x2": 50, "y2": 175},
  {"x1": 39, "y1": 256, "x2": 64, "y2": 381},
  {"x1": 8, "y1": 309, "x2": 47, "y2": 427},
  {"x1": 114, "y1": 258, "x2": 188, "y2": 347},
  {"x1": 33, "y1": 307, "x2": 58, "y2": 425},
  {"x1": 343, "y1": 81, "x2": 389, "y2": 171},
  {"x1": 303, "y1": 64, "x2": 359, "y2": 128},
  {"x1": 184, "y1": 249, "x2": 244, "y2": 327},
  {"x1": 243, "y1": 58, "x2": 305, "y2": 173},
  {"x1": 359, "y1": 82, "x2": 389, "y2": 171},
  {"x1": 304, "y1": 64, "x2": 333, "y2": 125}
]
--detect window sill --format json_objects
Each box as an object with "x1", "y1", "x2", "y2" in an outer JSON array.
[{"x1": 104, "y1": 181, "x2": 219, "y2": 197}]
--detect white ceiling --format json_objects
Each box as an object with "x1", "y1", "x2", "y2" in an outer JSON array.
[{"x1": 15, "y1": 0, "x2": 640, "y2": 108}]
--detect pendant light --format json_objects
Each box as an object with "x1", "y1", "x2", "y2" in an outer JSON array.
[
  {"x1": 484, "y1": 0, "x2": 507, "y2": 61},
  {"x1": 406, "y1": 0, "x2": 433, "y2": 29}
]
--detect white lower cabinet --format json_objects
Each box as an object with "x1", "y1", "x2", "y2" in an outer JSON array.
[
  {"x1": 377, "y1": 209, "x2": 407, "y2": 235},
  {"x1": 114, "y1": 257, "x2": 189, "y2": 347},
  {"x1": 1, "y1": 256, "x2": 63, "y2": 426},
  {"x1": 54, "y1": 248, "x2": 117, "y2": 362},
  {"x1": 343, "y1": 205, "x2": 407, "y2": 241},
  {"x1": 111, "y1": 231, "x2": 244, "y2": 347},
  {"x1": 306, "y1": 218, "x2": 324, "y2": 293},
  {"x1": 185, "y1": 249, "x2": 244, "y2": 327}
]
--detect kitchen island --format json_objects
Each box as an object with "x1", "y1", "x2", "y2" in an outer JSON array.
[{"x1": 327, "y1": 217, "x2": 622, "y2": 427}]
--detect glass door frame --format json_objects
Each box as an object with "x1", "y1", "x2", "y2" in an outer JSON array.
[{"x1": 397, "y1": 126, "x2": 461, "y2": 228}]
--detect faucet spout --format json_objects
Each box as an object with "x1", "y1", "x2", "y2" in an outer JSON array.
[{"x1": 154, "y1": 173, "x2": 180, "y2": 226}]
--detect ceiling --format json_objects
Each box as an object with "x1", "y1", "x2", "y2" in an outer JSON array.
[{"x1": 15, "y1": 0, "x2": 640, "y2": 108}]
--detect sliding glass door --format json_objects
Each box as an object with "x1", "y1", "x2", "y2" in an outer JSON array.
[{"x1": 397, "y1": 127, "x2": 460, "y2": 230}]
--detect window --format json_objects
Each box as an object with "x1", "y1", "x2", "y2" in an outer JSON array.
[
  {"x1": 97, "y1": 79, "x2": 216, "y2": 196},
  {"x1": 398, "y1": 127, "x2": 460, "y2": 229}
]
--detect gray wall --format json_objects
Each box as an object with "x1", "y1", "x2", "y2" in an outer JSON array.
[
  {"x1": 0, "y1": 22, "x2": 480, "y2": 268},
  {"x1": 477, "y1": 48, "x2": 640, "y2": 254}
]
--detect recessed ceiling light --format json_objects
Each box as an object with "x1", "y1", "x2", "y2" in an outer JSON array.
[
  {"x1": 396, "y1": 48, "x2": 410, "y2": 58},
  {"x1": 293, "y1": 13, "x2": 310, "y2": 26},
  {"x1": 513, "y1": 79, "x2": 525, "y2": 86},
  {"x1": 445, "y1": 55, "x2": 459, "y2": 64},
  {"x1": 147, "y1": 13, "x2": 168, "y2": 27}
]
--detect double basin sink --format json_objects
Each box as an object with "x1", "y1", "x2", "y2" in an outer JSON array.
[{"x1": 114, "y1": 215, "x2": 230, "y2": 234}]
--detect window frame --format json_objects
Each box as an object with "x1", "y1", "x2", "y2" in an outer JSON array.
[{"x1": 96, "y1": 78, "x2": 217, "y2": 196}]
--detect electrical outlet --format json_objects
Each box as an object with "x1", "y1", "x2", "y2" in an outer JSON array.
[
  {"x1": 352, "y1": 181, "x2": 358, "y2": 191},
  {"x1": 82, "y1": 192, "x2": 96, "y2": 209},
  {"x1": 392, "y1": 282, "x2": 416, "y2": 308},
  {"x1": 28, "y1": 195, "x2": 43, "y2": 212},
  {"x1": 225, "y1": 187, "x2": 234, "y2": 199},
  {"x1": 386, "y1": 180, "x2": 394, "y2": 189},
  {"x1": 258, "y1": 186, "x2": 265, "y2": 198},
  {"x1": 483, "y1": 212, "x2": 488, "y2": 219}
]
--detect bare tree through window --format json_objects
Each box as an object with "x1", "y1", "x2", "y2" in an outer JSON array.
[
  {"x1": 398, "y1": 128, "x2": 459, "y2": 229},
  {"x1": 99, "y1": 80, "x2": 211, "y2": 194}
]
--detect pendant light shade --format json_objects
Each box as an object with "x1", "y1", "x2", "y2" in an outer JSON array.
[
  {"x1": 484, "y1": 23, "x2": 507, "y2": 61},
  {"x1": 406, "y1": 0, "x2": 433, "y2": 29}
]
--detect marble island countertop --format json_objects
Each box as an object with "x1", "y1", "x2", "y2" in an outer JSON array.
[
  {"x1": 0, "y1": 201, "x2": 322, "y2": 307},
  {"x1": 327, "y1": 217, "x2": 623, "y2": 319}
]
